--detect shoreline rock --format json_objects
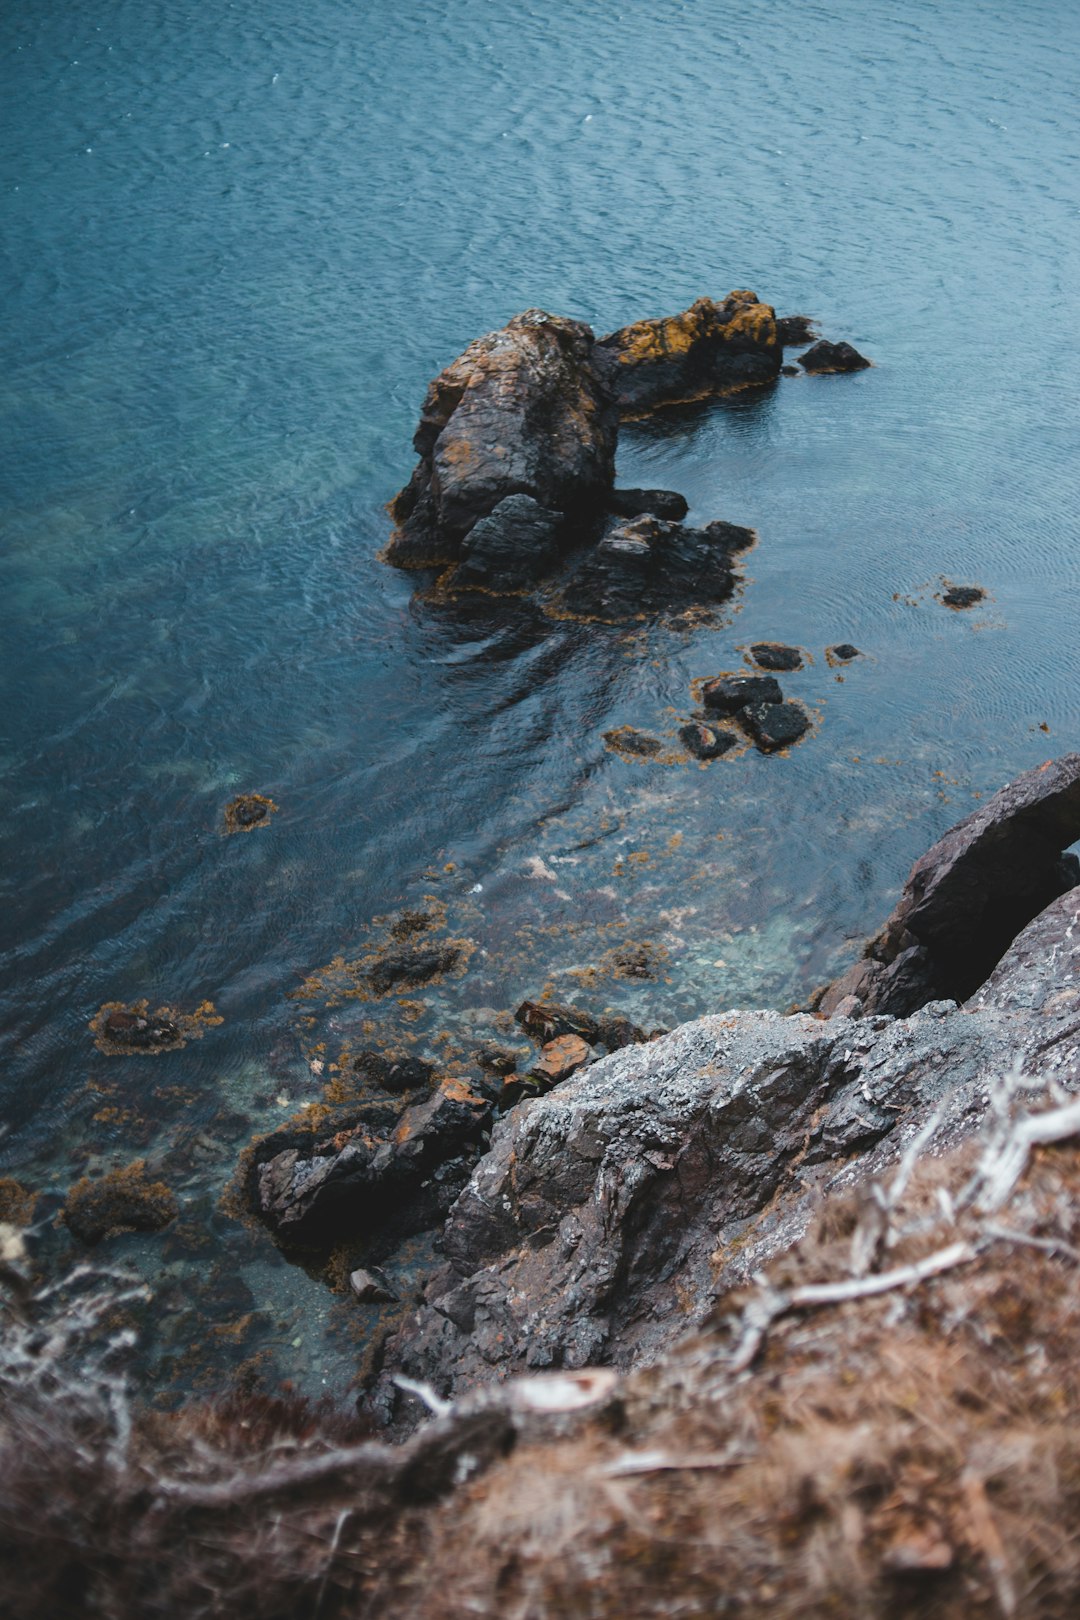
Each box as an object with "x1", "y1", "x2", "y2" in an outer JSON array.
[{"x1": 817, "y1": 753, "x2": 1080, "y2": 1016}]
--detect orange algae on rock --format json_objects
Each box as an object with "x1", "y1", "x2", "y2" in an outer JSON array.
[
  {"x1": 223, "y1": 793, "x2": 278, "y2": 834},
  {"x1": 0, "y1": 1178, "x2": 38, "y2": 1227},
  {"x1": 90, "y1": 998, "x2": 223, "y2": 1055},
  {"x1": 62, "y1": 1160, "x2": 178, "y2": 1245}
]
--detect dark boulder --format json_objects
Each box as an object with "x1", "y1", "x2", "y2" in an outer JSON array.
[
  {"x1": 700, "y1": 673, "x2": 782, "y2": 716},
  {"x1": 595, "y1": 290, "x2": 781, "y2": 414},
  {"x1": 826, "y1": 643, "x2": 861, "y2": 663},
  {"x1": 386, "y1": 310, "x2": 618, "y2": 567},
  {"x1": 818, "y1": 754, "x2": 1080, "y2": 1016},
  {"x1": 798, "y1": 340, "x2": 871, "y2": 373},
  {"x1": 558, "y1": 514, "x2": 754, "y2": 622},
  {"x1": 679, "y1": 720, "x2": 737, "y2": 760},
  {"x1": 748, "y1": 641, "x2": 804, "y2": 671},
  {"x1": 255, "y1": 1077, "x2": 493, "y2": 1247},
  {"x1": 606, "y1": 487, "x2": 689, "y2": 521},
  {"x1": 739, "y1": 699, "x2": 811, "y2": 752},
  {"x1": 451, "y1": 494, "x2": 564, "y2": 591}
]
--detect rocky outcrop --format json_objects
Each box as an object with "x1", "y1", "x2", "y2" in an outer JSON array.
[
  {"x1": 818, "y1": 754, "x2": 1080, "y2": 1016},
  {"x1": 386, "y1": 310, "x2": 619, "y2": 568},
  {"x1": 373, "y1": 879, "x2": 1080, "y2": 1409},
  {"x1": 595, "y1": 290, "x2": 781, "y2": 413},
  {"x1": 385, "y1": 292, "x2": 795, "y2": 582}
]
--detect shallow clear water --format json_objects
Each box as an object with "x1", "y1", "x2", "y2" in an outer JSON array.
[{"x1": 2, "y1": 0, "x2": 1080, "y2": 1398}]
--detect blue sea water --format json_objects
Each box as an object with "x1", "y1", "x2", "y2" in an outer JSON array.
[{"x1": 2, "y1": 0, "x2": 1079, "y2": 1396}]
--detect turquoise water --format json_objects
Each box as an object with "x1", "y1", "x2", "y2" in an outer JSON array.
[{"x1": 2, "y1": 0, "x2": 1080, "y2": 1396}]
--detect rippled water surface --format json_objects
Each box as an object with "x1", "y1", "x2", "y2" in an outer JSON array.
[{"x1": 2, "y1": 0, "x2": 1080, "y2": 1396}]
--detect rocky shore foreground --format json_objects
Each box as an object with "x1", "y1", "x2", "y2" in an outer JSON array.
[{"x1": 5, "y1": 758, "x2": 1080, "y2": 1617}]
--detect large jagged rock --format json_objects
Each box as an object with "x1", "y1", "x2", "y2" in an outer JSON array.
[
  {"x1": 594, "y1": 290, "x2": 781, "y2": 414},
  {"x1": 386, "y1": 310, "x2": 618, "y2": 568},
  {"x1": 373, "y1": 882, "x2": 1080, "y2": 1408},
  {"x1": 818, "y1": 754, "x2": 1080, "y2": 1016}
]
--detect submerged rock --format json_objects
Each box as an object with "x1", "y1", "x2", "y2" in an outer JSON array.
[
  {"x1": 595, "y1": 290, "x2": 781, "y2": 413},
  {"x1": 63, "y1": 1162, "x2": 178, "y2": 1246},
  {"x1": 798, "y1": 339, "x2": 871, "y2": 373},
  {"x1": 818, "y1": 754, "x2": 1080, "y2": 1016},
  {"x1": 605, "y1": 487, "x2": 689, "y2": 521},
  {"x1": 386, "y1": 309, "x2": 618, "y2": 567},
  {"x1": 223, "y1": 793, "x2": 278, "y2": 834},
  {"x1": 700, "y1": 673, "x2": 782, "y2": 716},
  {"x1": 366, "y1": 944, "x2": 464, "y2": 997},
  {"x1": 89, "y1": 998, "x2": 222, "y2": 1055},
  {"x1": 602, "y1": 726, "x2": 664, "y2": 758},
  {"x1": 349, "y1": 1266, "x2": 397, "y2": 1304},
  {"x1": 738, "y1": 699, "x2": 812, "y2": 752},
  {"x1": 450, "y1": 494, "x2": 564, "y2": 591},
  {"x1": 350, "y1": 1050, "x2": 437, "y2": 1094},
  {"x1": 825, "y1": 642, "x2": 861, "y2": 663}
]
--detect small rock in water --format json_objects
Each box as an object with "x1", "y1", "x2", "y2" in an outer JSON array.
[
  {"x1": 748, "y1": 641, "x2": 804, "y2": 671},
  {"x1": 606, "y1": 487, "x2": 689, "y2": 521},
  {"x1": 826, "y1": 643, "x2": 862, "y2": 663},
  {"x1": 940, "y1": 583, "x2": 986, "y2": 610},
  {"x1": 223, "y1": 792, "x2": 278, "y2": 834},
  {"x1": 798, "y1": 339, "x2": 871, "y2": 373},
  {"x1": 679, "y1": 720, "x2": 737, "y2": 760},
  {"x1": 63, "y1": 1162, "x2": 178, "y2": 1246},
  {"x1": 603, "y1": 726, "x2": 664, "y2": 758},
  {"x1": 700, "y1": 674, "x2": 782, "y2": 716},
  {"x1": 739, "y1": 700, "x2": 811, "y2": 752},
  {"x1": 349, "y1": 1266, "x2": 398, "y2": 1304}
]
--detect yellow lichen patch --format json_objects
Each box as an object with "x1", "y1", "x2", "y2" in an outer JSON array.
[
  {"x1": 723, "y1": 301, "x2": 778, "y2": 348},
  {"x1": 0, "y1": 1177, "x2": 38, "y2": 1227},
  {"x1": 223, "y1": 793, "x2": 278, "y2": 835},
  {"x1": 89, "y1": 998, "x2": 223, "y2": 1056}
]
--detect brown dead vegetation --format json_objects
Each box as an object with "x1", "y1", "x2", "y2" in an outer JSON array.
[{"x1": 6, "y1": 1083, "x2": 1080, "y2": 1616}]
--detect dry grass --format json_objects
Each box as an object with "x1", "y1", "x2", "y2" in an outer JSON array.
[{"x1": 6, "y1": 1080, "x2": 1080, "y2": 1617}]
